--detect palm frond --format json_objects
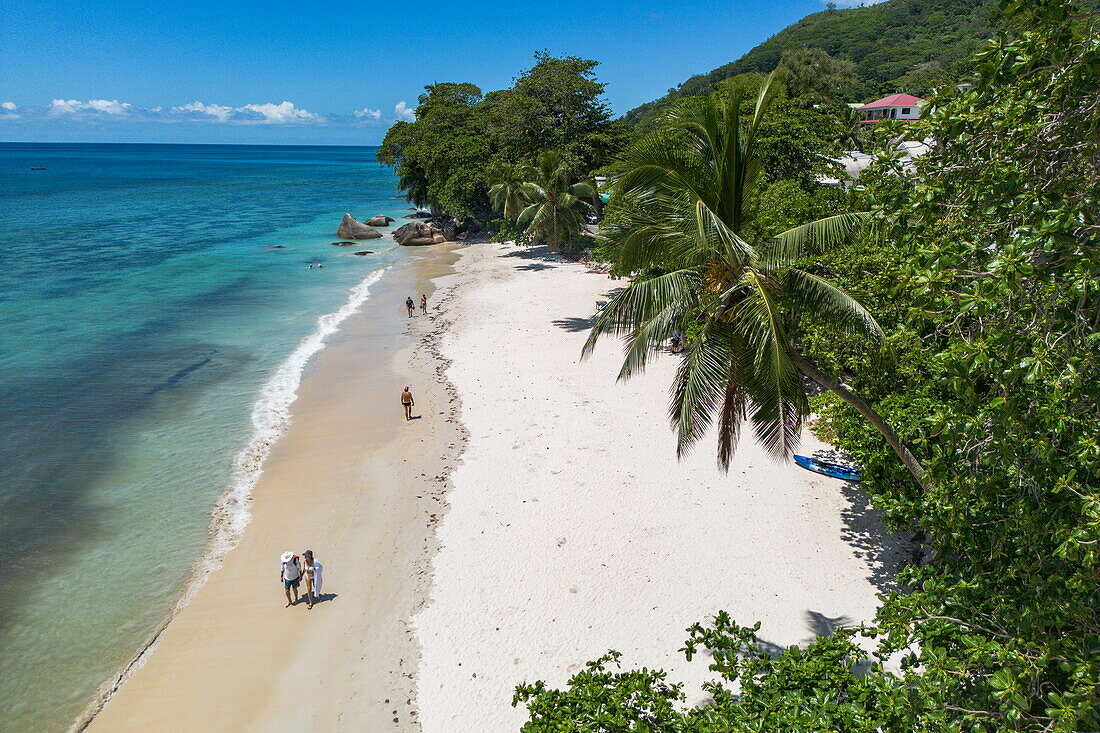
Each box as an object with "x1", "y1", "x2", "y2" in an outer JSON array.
[
  {"x1": 669, "y1": 320, "x2": 737, "y2": 457},
  {"x1": 583, "y1": 268, "x2": 703, "y2": 359},
  {"x1": 716, "y1": 336, "x2": 752, "y2": 469},
  {"x1": 766, "y1": 212, "x2": 869, "y2": 265},
  {"x1": 784, "y1": 269, "x2": 885, "y2": 341},
  {"x1": 724, "y1": 270, "x2": 807, "y2": 458}
]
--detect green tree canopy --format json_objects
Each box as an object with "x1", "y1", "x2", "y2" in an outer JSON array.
[{"x1": 377, "y1": 53, "x2": 627, "y2": 218}]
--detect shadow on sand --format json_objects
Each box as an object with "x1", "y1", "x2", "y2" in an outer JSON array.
[
  {"x1": 552, "y1": 316, "x2": 594, "y2": 333},
  {"x1": 502, "y1": 245, "x2": 557, "y2": 261}
]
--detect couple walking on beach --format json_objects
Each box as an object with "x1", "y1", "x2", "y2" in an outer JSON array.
[
  {"x1": 406, "y1": 294, "x2": 427, "y2": 317},
  {"x1": 280, "y1": 550, "x2": 323, "y2": 609}
]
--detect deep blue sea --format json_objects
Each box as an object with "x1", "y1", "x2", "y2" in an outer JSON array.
[{"x1": 0, "y1": 143, "x2": 409, "y2": 730}]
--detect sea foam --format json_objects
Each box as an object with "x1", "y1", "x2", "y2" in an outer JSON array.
[
  {"x1": 82, "y1": 264, "x2": 392, "y2": 721},
  {"x1": 203, "y1": 265, "x2": 390, "y2": 576}
]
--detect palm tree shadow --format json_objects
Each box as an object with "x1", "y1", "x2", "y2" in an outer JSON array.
[
  {"x1": 804, "y1": 610, "x2": 874, "y2": 676},
  {"x1": 517, "y1": 263, "x2": 555, "y2": 271},
  {"x1": 502, "y1": 245, "x2": 556, "y2": 260},
  {"x1": 552, "y1": 316, "x2": 594, "y2": 332},
  {"x1": 805, "y1": 610, "x2": 853, "y2": 638}
]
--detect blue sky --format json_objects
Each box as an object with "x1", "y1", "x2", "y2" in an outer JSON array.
[{"x1": 0, "y1": 0, "x2": 871, "y2": 145}]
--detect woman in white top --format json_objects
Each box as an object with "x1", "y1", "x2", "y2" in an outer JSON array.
[{"x1": 301, "y1": 550, "x2": 322, "y2": 609}]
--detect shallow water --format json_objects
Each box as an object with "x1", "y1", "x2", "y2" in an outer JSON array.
[{"x1": 0, "y1": 143, "x2": 411, "y2": 730}]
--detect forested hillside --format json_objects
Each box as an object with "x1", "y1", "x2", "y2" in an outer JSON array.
[{"x1": 625, "y1": 0, "x2": 996, "y2": 127}]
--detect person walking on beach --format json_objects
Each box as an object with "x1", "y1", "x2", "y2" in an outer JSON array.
[
  {"x1": 420, "y1": 294, "x2": 427, "y2": 313},
  {"x1": 307, "y1": 550, "x2": 324, "y2": 596},
  {"x1": 301, "y1": 550, "x2": 322, "y2": 609},
  {"x1": 401, "y1": 386, "x2": 415, "y2": 420},
  {"x1": 280, "y1": 551, "x2": 302, "y2": 607},
  {"x1": 406, "y1": 296, "x2": 415, "y2": 317}
]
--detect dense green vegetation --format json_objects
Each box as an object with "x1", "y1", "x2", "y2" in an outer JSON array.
[
  {"x1": 514, "y1": 0, "x2": 1100, "y2": 730},
  {"x1": 376, "y1": 53, "x2": 626, "y2": 220},
  {"x1": 626, "y1": 0, "x2": 999, "y2": 129}
]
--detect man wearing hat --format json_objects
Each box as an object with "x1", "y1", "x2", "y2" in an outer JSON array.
[{"x1": 280, "y1": 551, "x2": 302, "y2": 607}]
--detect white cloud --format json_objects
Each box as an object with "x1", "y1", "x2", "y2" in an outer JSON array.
[
  {"x1": 50, "y1": 98, "x2": 132, "y2": 116},
  {"x1": 237, "y1": 101, "x2": 320, "y2": 124},
  {"x1": 394, "y1": 100, "x2": 416, "y2": 122},
  {"x1": 172, "y1": 101, "x2": 234, "y2": 122},
  {"x1": 5, "y1": 98, "x2": 403, "y2": 127}
]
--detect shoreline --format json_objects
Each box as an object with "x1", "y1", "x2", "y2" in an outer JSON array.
[
  {"x1": 83, "y1": 242, "x2": 464, "y2": 731},
  {"x1": 73, "y1": 263, "x2": 394, "y2": 731}
]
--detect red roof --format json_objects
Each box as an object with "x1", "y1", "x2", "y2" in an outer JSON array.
[{"x1": 858, "y1": 93, "x2": 924, "y2": 110}]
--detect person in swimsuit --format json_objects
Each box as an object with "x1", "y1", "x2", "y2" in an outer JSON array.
[
  {"x1": 280, "y1": 551, "x2": 301, "y2": 607},
  {"x1": 420, "y1": 294, "x2": 427, "y2": 313},
  {"x1": 406, "y1": 296, "x2": 415, "y2": 317},
  {"x1": 301, "y1": 550, "x2": 320, "y2": 609},
  {"x1": 401, "y1": 386, "x2": 415, "y2": 420}
]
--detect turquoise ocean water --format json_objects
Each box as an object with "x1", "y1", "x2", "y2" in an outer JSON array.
[{"x1": 0, "y1": 143, "x2": 410, "y2": 730}]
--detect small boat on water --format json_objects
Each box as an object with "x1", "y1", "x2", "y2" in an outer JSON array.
[
  {"x1": 30, "y1": 167, "x2": 46, "y2": 170},
  {"x1": 793, "y1": 454, "x2": 861, "y2": 481}
]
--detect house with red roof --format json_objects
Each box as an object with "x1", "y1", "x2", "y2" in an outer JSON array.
[{"x1": 858, "y1": 93, "x2": 924, "y2": 123}]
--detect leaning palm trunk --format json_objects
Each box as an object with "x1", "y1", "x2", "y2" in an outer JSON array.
[{"x1": 789, "y1": 352, "x2": 928, "y2": 490}]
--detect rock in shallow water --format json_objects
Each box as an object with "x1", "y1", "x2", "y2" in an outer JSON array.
[
  {"x1": 353, "y1": 250, "x2": 374, "y2": 256},
  {"x1": 366, "y1": 215, "x2": 394, "y2": 227},
  {"x1": 336, "y1": 213, "x2": 383, "y2": 240},
  {"x1": 394, "y1": 221, "x2": 445, "y2": 246}
]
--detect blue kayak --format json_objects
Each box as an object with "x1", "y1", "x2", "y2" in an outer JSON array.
[{"x1": 793, "y1": 454, "x2": 861, "y2": 481}]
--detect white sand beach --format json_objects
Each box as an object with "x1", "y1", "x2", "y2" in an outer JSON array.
[
  {"x1": 87, "y1": 241, "x2": 903, "y2": 732},
  {"x1": 415, "y1": 242, "x2": 904, "y2": 731}
]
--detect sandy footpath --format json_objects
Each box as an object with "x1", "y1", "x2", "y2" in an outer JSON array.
[{"x1": 414, "y1": 242, "x2": 905, "y2": 731}]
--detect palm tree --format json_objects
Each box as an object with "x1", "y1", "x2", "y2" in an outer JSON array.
[
  {"x1": 584, "y1": 74, "x2": 927, "y2": 488},
  {"x1": 398, "y1": 166, "x2": 430, "y2": 211},
  {"x1": 517, "y1": 151, "x2": 596, "y2": 252},
  {"x1": 837, "y1": 105, "x2": 865, "y2": 153},
  {"x1": 488, "y1": 162, "x2": 533, "y2": 221}
]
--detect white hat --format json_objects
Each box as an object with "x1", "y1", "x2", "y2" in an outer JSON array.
[{"x1": 280, "y1": 551, "x2": 295, "y2": 563}]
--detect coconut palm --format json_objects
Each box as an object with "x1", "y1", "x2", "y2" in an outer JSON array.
[
  {"x1": 398, "y1": 166, "x2": 430, "y2": 210},
  {"x1": 517, "y1": 151, "x2": 596, "y2": 252},
  {"x1": 584, "y1": 73, "x2": 927, "y2": 487},
  {"x1": 488, "y1": 162, "x2": 534, "y2": 221},
  {"x1": 837, "y1": 105, "x2": 865, "y2": 153}
]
